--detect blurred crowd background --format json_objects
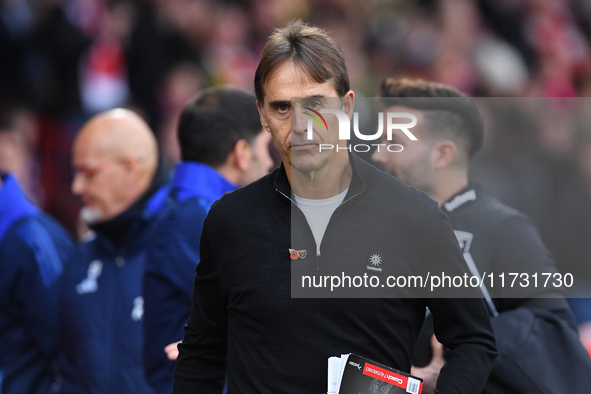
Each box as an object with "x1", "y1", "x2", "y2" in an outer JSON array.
[{"x1": 2, "y1": 0, "x2": 591, "y2": 313}]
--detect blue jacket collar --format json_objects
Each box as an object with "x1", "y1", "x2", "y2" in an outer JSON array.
[
  {"x1": 171, "y1": 162, "x2": 236, "y2": 205},
  {"x1": 0, "y1": 174, "x2": 40, "y2": 242},
  {"x1": 90, "y1": 167, "x2": 170, "y2": 251}
]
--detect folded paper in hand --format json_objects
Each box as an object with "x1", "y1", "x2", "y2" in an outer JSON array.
[{"x1": 328, "y1": 353, "x2": 422, "y2": 394}]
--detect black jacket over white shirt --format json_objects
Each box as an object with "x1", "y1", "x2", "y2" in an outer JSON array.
[{"x1": 174, "y1": 154, "x2": 497, "y2": 394}]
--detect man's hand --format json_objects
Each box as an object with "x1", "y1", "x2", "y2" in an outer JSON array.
[
  {"x1": 164, "y1": 341, "x2": 182, "y2": 361},
  {"x1": 411, "y1": 335, "x2": 444, "y2": 394},
  {"x1": 579, "y1": 321, "x2": 591, "y2": 358}
]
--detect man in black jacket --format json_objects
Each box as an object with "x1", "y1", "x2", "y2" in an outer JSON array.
[
  {"x1": 373, "y1": 77, "x2": 591, "y2": 393},
  {"x1": 173, "y1": 21, "x2": 497, "y2": 393}
]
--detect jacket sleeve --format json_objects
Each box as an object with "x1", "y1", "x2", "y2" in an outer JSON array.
[
  {"x1": 2, "y1": 218, "x2": 72, "y2": 356},
  {"x1": 143, "y1": 202, "x2": 207, "y2": 394},
  {"x1": 0, "y1": 217, "x2": 73, "y2": 392},
  {"x1": 489, "y1": 215, "x2": 573, "y2": 321},
  {"x1": 425, "y1": 210, "x2": 497, "y2": 394},
  {"x1": 173, "y1": 216, "x2": 227, "y2": 393}
]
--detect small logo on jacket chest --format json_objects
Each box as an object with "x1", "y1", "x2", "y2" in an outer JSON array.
[
  {"x1": 366, "y1": 252, "x2": 383, "y2": 272},
  {"x1": 289, "y1": 249, "x2": 307, "y2": 260},
  {"x1": 76, "y1": 260, "x2": 103, "y2": 294},
  {"x1": 131, "y1": 296, "x2": 144, "y2": 321}
]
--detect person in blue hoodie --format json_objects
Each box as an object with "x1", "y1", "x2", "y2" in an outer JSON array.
[
  {"x1": 0, "y1": 173, "x2": 74, "y2": 394},
  {"x1": 59, "y1": 108, "x2": 169, "y2": 394},
  {"x1": 142, "y1": 87, "x2": 274, "y2": 394}
]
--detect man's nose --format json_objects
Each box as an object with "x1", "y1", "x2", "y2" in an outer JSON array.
[
  {"x1": 71, "y1": 173, "x2": 85, "y2": 196},
  {"x1": 372, "y1": 148, "x2": 385, "y2": 164},
  {"x1": 291, "y1": 109, "x2": 308, "y2": 136}
]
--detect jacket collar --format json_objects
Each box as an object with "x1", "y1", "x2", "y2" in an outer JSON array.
[
  {"x1": 273, "y1": 153, "x2": 372, "y2": 202},
  {"x1": 171, "y1": 162, "x2": 236, "y2": 204},
  {"x1": 89, "y1": 165, "x2": 169, "y2": 249},
  {"x1": 0, "y1": 173, "x2": 40, "y2": 242},
  {"x1": 441, "y1": 182, "x2": 480, "y2": 214}
]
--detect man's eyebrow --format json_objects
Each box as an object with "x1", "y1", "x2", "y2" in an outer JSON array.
[
  {"x1": 300, "y1": 95, "x2": 331, "y2": 103},
  {"x1": 268, "y1": 100, "x2": 290, "y2": 108},
  {"x1": 268, "y1": 95, "x2": 334, "y2": 108}
]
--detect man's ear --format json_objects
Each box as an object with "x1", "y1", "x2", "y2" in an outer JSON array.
[
  {"x1": 257, "y1": 100, "x2": 271, "y2": 133},
  {"x1": 342, "y1": 90, "x2": 356, "y2": 118},
  {"x1": 431, "y1": 140, "x2": 456, "y2": 170},
  {"x1": 232, "y1": 139, "x2": 252, "y2": 172},
  {"x1": 120, "y1": 155, "x2": 139, "y2": 177}
]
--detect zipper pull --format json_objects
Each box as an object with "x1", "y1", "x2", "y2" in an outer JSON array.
[{"x1": 316, "y1": 246, "x2": 321, "y2": 271}]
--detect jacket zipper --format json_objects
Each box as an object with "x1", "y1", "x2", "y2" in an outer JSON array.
[
  {"x1": 316, "y1": 246, "x2": 321, "y2": 272},
  {"x1": 276, "y1": 188, "x2": 364, "y2": 271}
]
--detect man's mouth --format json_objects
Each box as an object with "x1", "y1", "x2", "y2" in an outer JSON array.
[{"x1": 290, "y1": 143, "x2": 317, "y2": 150}]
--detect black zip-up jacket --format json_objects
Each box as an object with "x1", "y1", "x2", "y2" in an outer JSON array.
[
  {"x1": 443, "y1": 184, "x2": 591, "y2": 393},
  {"x1": 441, "y1": 183, "x2": 573, "y2": 315},
  {"x1": 174, "y1": 155, "x2": 497, "y2": 393}
]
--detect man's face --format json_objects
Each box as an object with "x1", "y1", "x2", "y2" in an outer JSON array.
[
  {"x1": 257, "y1": 61, "x2": 353, "y2": 174},
  {"x1": 372, "y1": 107, "x2": 436, "y2": 193},
  {"x1": 71, "y1": 134, "x2": 129, "y2": 223},
  {"x1": 239, "y1": 130, "x2": 274, "y2": 186}
]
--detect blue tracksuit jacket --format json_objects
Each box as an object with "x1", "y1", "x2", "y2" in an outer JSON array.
[
  {"x1": 0, "y1": 174, "x2": 73, "y2": 394},
  {"x1": 143, "y1": 162, "x2": 235, "y2": 394},
  {"x1": 59, "y1": 181, "x2": 168, "y2": 394}
]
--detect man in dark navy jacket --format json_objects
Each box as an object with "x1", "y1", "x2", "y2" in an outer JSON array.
[
  {"x1": 59, "y1": 109, "x2": 168, "y2": 394},
  {"x1": 143, "y1": 87, "x2": 273, "y2": 394},
  {"x1": 0, "y1": 173, "x2": 74, "y2": 394}
]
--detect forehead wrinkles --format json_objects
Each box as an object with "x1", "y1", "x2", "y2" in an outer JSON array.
[{"x1": 266, "y1": 61, "x2": 334, "y2": 100}]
